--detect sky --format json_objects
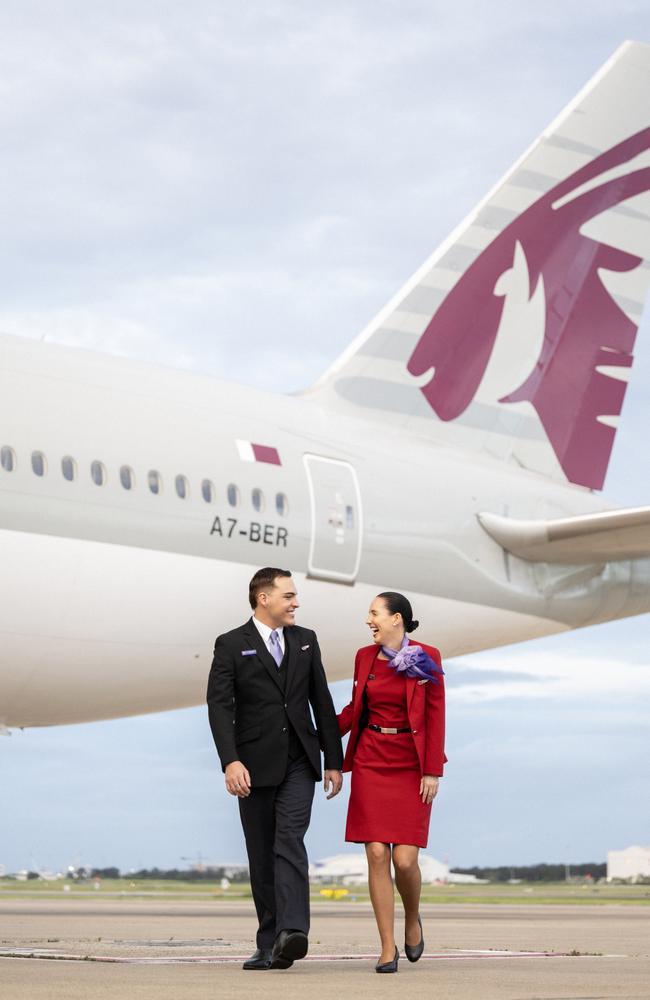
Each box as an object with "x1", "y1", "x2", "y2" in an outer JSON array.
[{"x1": 2, "y1": 0, "x2": 650, "y2": 874}]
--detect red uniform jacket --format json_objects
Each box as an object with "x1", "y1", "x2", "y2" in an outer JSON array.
[{"x1": 337, "y1": 641, "x2": 447, "y2": 777}]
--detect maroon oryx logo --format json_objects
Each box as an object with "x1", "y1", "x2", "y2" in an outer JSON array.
[{"x1": 407, "y1": 127, "x2": 650, "y2": 489}]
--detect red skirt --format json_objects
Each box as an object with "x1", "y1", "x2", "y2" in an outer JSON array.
[{"x1": 345, "y1": 727, "x2": 432, "y2": 848}]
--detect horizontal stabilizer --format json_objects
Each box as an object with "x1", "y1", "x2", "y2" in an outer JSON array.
[{"x1": 478, "y1": 506, "x2": 650, "y2": 564}]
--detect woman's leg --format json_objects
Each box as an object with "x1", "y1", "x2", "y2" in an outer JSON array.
[
  {"x1": 365, "y1": 841, "x2": 395, "y2": 962},
  {"x1": 392, "y1": 844, "x2": 422, "y2": 946}
]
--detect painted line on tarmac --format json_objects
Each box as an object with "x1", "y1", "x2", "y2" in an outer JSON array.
[{"x1": 0, "y1": 949, "x2": 589, "y2": 965}]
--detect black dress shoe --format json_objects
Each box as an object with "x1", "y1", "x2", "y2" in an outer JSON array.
[
  {"x1": 242, "y1": 948, "x2": 272, "y2": 970},
  {"x1": 375, "y1": 946, "x2": 399, "y2": 973},
  {"x1": 405, "y1": 915, "x2": 425, "y2": 963},
  {"x1": 270, "y1": 929, "x2": 308, "y2": 969}
]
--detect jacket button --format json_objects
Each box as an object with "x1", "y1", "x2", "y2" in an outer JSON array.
[
  {"x1": 282, "y1": 727, "x2": 287, "y2": 732},
  {"x1": 412, "y1": 730, "x2": 417, "y2": 734},
  {"x1": 284, "y1": 703, "x2": 287, "y2": 708}
]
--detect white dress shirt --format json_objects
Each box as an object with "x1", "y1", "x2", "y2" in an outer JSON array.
[{"x1": 252, "y1": 616, "x2": 285, "y2": 658}]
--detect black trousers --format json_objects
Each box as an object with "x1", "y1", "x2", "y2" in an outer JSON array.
[{"x1": 238, "y1": 755, "x2": 316, "y2": 948}]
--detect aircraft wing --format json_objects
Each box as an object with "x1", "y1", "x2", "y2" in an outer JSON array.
[{"x1": 477, "y1": 506, "x2": 650, "y2": 564}]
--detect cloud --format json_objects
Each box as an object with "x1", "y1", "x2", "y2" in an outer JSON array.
[
  {"x1": 2, "y1": 1, "x2": 649, "y2": 396},
  {"x1": 446, "y1": 648, "x2": 650, "y2": 703}
]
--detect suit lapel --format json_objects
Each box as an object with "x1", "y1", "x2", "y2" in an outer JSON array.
[
  {"x1": 242, "y1": 619, "x2": 285, "y2": 693},
  {"x1": 406, "y1": 639, "x2": 422, "y2": 710},
  {"x1": 406, "y1": 674, "x2": 419, "y2": 711},
  {"x1": 283, "y1": 627, "x2": 300, "y2": 697},
  {"x1": 355, "y1": 647, "x2": 377, "y2": 709}
]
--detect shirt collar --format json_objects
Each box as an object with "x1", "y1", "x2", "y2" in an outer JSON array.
[{"x1": 252, "y1": 616, "x2": 284, "y2": 645}]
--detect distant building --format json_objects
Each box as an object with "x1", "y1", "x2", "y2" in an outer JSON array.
[
  {"x1": 607, "y1": 845, "x2": 650, "y2": 882},
  {"x1": 309, "y1": 853, "x2": 486, "y2": 884}
]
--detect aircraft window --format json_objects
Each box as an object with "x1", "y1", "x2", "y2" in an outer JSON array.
[
  {"x1": 202, "y1": 479, "x2": 215, "y2": 503},
  {"x1": 31, "y1": 451, "x2": 46, "y2": 477},
  {"x1": 91, "y1": 460, "x2": 106, "y2": 486},
  {"x1": 61, "y1": 456, "x2": 76, "y2": 482},
  {"x1": 175, "y1": 474, "x2": 189, "y2": 499},
  {"x1": 345, "y1": 505, "x2": 354, "y2": 529},
  {"x1": 252, "y1": 488, "x2": 264, "y2": 512},
  {"x1": 120, "y1": 466, "x2": 134, "y2": 490},
  {"x1": 276, "y1": 492, "x2": 288, "y2": 517},
  {"x1": 148, "y1": 470, "x2": 162, "y2": 495},
  {"x1": 227, "y1": 483, "x2": 239, "y2": 507},
  {"x1": 1, "y1": 446, "x2": 15, "y2": 472}
]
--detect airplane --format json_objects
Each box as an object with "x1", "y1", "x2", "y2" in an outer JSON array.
[{"x1": 2, "y1": 40, "x2": 650, "y2": 730}]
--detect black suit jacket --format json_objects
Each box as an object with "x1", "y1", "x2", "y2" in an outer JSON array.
[{"x1": 207, "y1": 619, "x2": 343, "y2": 786}]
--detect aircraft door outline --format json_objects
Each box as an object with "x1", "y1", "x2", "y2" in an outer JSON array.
[{"x1": 303, "y1": 454, "x2": 363, "y2": 583}]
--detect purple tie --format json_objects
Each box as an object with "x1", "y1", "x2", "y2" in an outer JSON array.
[{"x1": 269, "y1": 630, "x2": 283, "y2": 669}]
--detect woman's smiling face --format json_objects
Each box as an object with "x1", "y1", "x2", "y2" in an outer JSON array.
[{"x1": 366, "y1": 596, "x2": 402, "y2": 646}]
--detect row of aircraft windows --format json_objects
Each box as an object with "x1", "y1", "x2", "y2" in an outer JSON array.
[{"x1": 0, "y1": 446, "x2": 289, "y2": 516}]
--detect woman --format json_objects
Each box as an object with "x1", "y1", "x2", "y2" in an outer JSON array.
[{"x1": 338, "y1": 592, "x2": 446, "y2": 973}]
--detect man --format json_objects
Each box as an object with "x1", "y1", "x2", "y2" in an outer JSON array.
[{"x1": 207, "y1": 567, "x2": 343, "y2": 970}]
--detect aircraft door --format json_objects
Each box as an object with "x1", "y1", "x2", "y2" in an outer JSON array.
[{"x1": 303, "y1": 454, "x2": 362, "y2": 583}]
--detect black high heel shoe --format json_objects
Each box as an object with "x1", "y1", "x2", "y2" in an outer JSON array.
[
  {"x1": 404, "y1": 915, "x2": 424, "y2": 963},
  {"x1": 375, "y1": 946, "x2": 399, "y2": 973}
]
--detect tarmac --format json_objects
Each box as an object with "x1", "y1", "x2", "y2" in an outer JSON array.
[{"x1": 1, "y1": 898, "x2": 649, "y2": 999}]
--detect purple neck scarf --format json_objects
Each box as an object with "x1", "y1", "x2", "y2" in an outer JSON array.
[{"x1": 381, "y1": 635, "x2": 443, "y2": 682}]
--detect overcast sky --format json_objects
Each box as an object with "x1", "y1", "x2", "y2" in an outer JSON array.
[{"x1": 2, "y1": 1, "x2": 650, "y2": 873}]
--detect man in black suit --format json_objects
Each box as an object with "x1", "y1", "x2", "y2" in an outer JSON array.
[{"x1": 207, "y1": 567, "x2": 343, "y2": 970}]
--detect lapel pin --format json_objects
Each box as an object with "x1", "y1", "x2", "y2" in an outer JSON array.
[{"x1": 241, "y1": 649, "x2": 257, "y2": 656}]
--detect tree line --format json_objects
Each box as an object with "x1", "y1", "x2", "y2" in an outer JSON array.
[
  {"x1": 7, "y1": 862, "x2": 608, "y2": 883},
  {"x1": 452, "y1": 863, "x2": 606, "y2": 882},
  {"x1": 88, "y1": 866, "x2": 250, "y2": 882}
]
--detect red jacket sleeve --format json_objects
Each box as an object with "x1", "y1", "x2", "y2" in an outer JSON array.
[
  {"x1": 337, "y1": 650, "x2": 360, "y2": 736},
  {"x1": 424, "y1": 646, "x2": 447, "y2": 776}
]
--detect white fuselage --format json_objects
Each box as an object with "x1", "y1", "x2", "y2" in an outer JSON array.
[{"x1": 1, "y1": 335, "x2": 649, "y2": 727}]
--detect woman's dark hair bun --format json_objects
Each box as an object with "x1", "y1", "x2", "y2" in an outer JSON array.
[{"x1": 377, "y1": 592, "x2": 419, "y2": 634}]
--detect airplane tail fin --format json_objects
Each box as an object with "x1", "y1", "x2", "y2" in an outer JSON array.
[{"x1": 306, "y1": 41, "x2": 650, "y2": 491}]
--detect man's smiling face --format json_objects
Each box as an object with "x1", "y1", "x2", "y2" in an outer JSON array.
[{"x1": 257, "y1": 576, "x2": 299, "y2": 628}]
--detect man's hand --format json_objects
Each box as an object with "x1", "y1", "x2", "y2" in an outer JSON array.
[
  {"x1": 323, "y1": 769, "x2": 343, "y2": 800},
  {"x1": 225, "y1": 760, "x2": 251, "y2": 797},
  {"x1": 420, "y1": 775, "x2": 439, "y2": 804}
]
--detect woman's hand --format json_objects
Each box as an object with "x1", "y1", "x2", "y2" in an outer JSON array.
[{"x1": 420, "y1": 774, "x2": 439, "y2": 804}]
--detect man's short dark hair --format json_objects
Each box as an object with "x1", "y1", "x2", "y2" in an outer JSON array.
[{"x1": 249, "y1": 567, "x2": 292, "y2": 610}]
